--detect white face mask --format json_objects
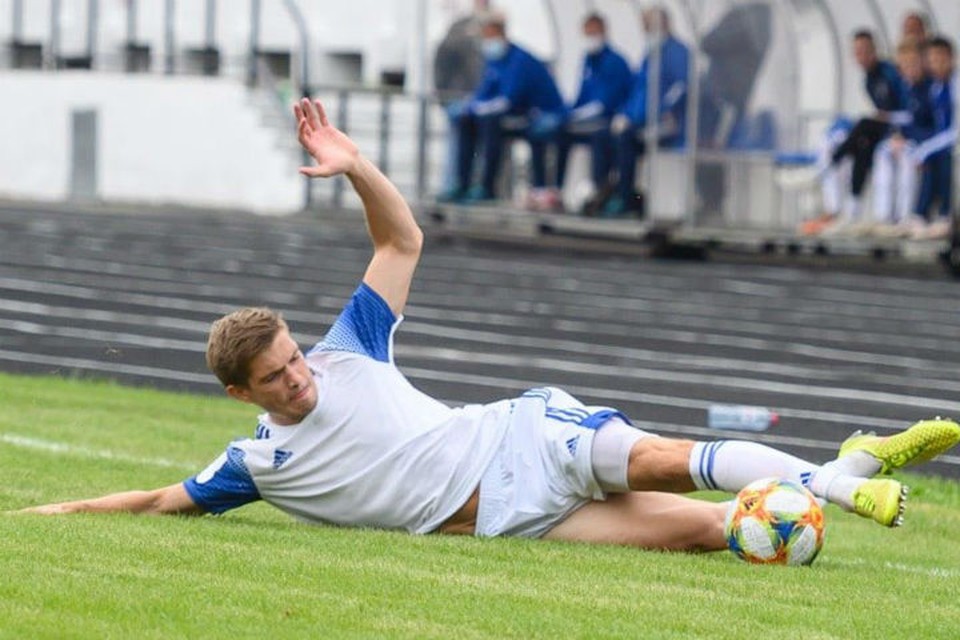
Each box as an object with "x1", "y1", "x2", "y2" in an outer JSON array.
[
  {"x1": 481, "y1": 38, "x2": 508, "y2": 60},
  {"x1": 584, "y1": 35, "x2": 605, "y2": 55}
]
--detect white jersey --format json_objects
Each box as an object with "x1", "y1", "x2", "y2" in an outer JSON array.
[{"x1": 184, "y1": 283, "x2": 513, "y2": 534}]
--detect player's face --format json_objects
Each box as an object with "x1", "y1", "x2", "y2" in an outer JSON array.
[
  {"x1": 229, "y1": 328, "x2": 317, "y2": 425},
  {"x1": 583, "y1": 20, "x2": 604, "y2": 39},
  {"x1": 897, "y1": 51, "x2": 924, "y2": 83},
  {"x1": 927, "y1": 47, "x2": 953, "y2": 81},
  {"x1": 853, "y1": 37, "x2": 876, "y2": 70}
]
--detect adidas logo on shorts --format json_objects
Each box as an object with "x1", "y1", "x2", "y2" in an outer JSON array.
[{"x1": 565, "y1": 435, "x2": 580, "y2": 457}]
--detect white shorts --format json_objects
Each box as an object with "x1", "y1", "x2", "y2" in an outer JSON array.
[{"x1": 475, "y1": 387, "x2": 630, "y2": 538}]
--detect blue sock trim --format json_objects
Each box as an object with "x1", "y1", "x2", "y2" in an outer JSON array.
[
  {"x1": 698, "y1": 442, "x2": 712, "y2": 490},
  {"x1": 706, "y1": 441, "x2": 727, "y2": 491}
]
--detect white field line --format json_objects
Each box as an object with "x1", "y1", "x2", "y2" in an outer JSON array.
[
  {"x1": 0, "y1": 433, "x2": 197, "y2": 471},
  {"x1": 830, "y1": 557, "x2": 960, "y2": 579}
]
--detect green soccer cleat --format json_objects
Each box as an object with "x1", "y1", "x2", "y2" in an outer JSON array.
[
  {"x1": 839, "y1": 417, "x2": 960, "y2": 475},
  {"x1": 852, "y1": 478, "x2": 908, "y2": 527}
]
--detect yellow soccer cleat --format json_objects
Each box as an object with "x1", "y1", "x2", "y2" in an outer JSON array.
[
  {"x1": 839, "y1": 417, "x2": 960, "y2": 475},
  {"x1": 852, "y1": 478, "x2": 908, "y2": 527}
]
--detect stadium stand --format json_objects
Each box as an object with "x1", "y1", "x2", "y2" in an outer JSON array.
[{"x1": 0, "y1": 0, "x2": 958, "y2": 266}]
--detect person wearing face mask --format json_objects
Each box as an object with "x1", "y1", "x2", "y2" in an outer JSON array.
[
  {"x1": 552, "y1": 12, "x2": 632, "y2": 215},
  {"x1": 604, "y1": 7, "x2": 689, "y2": 217},
  {"x1": 440, "y1": 10, "x2": 566, "y2": 206}
]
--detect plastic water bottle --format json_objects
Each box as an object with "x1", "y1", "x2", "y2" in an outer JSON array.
[{"x1": 707, "y1": 404, "x2": 779, "y2": 432}]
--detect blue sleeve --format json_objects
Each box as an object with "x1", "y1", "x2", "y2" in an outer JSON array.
[
  {"x1": 662, "y1": 41, "x2": 689, "y2": 115},
  {"x1": 622, "y1": 68, "x2": 648, "y2": 123},
  {"x1": 574, "y1": 50, "x2": 628, "y2": 112},
  {"x1": 472, "y1": 63, "x2": 498, "y2": 101},
  {"x1": 309, "y1": 282, "x2": 399, "y2": 363},
  {"x1": 935, "y1": 87, "x2": 953, "y2": 133},
  {"x1": 872, "y1": 63, "x2": 908, "y2": 112},
  {"x1": 594, "y1": 51, "x2": 632, "y2": 114},
  {"x1": 572, "y1": 59, "x2": 591, "y2": 109},
  {"x1": 183, "y1": 446, "x2": 261, "y2": 514},
  {"x1": 500, "y1": 53, "x2": 532, "y2": 108}
]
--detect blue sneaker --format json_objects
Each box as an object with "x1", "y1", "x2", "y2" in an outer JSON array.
[
  {"x1": 462, "y1": 186, "x2": 497, "y2": 205},
  {"x1": 600, "y1": 196, "x2": 627, "y2": 218},
  {"x1": 436, "y1": 187, "x2": 466, "y2": 204}
]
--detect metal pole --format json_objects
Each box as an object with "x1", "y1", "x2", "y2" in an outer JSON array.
[
  {"x1": 205, "y1": 0, "x2": 216, "y2": 50},
  {"x1": 280, "y1": 0, "x2": 313, "y2": 209},
  {"x1": 12, "y1": 0, "x2": 23, "y2": 41},
  {"x1": 247, "y1": 0, "x2": 261, "y2": 86},
  {"x1": 378, "y1": 91, "x2": 391, "y2": 175},
  {"x1": 50, "y1": 0, "x2": 62, "y2": 69},
  {"x1": 333, "y1": 90, "x2": 350, "y2": 208},
  {"x1": 126, "y1": 0, "x2": 138, "y2": 43},
  {"x1": 644, "y1": 8, "x2": 663, "y2": 219},
  {"x1": 86, "y1": 0, "x2": 98, "y2": 67},
  {"x1": 677, "y1": 0, "x2": 699, "y2": 228},
  {"x1": 164, "y1": 0, "x2": 175, "y2": 75},
  {"x1": 414, "y1": 0, "x2": 429, "y2": 203},
  {"x1": 780, "y1": 0, "x2": 802, "y2": 150}
]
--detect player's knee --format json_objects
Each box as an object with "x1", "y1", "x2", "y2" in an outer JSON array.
[{"x1": 626, "y1": 437, "x2": 696, "y2": 491}]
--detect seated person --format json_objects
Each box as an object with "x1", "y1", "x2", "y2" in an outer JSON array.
[
  {"x1": 911, "y1": 35, "x2": 956, "y2": 239},
  {"x1": 552, "y1": 12, "x2": 632, "y2": 214},
  {"x1": 604, "y1": 7, "x2": 689, "y2": 218},
  {"x1": 806, "y1": 30, "x2": 910, "y2": 235},
  {"x1": 799, "y1": 116, "x2": 854, "y2": 236},
  {"x1": 871, "y1": 38, "x2": 934, "y2": 236},
  {"x1": 441, "y1": 11, "x2": 566, "y2": 205}
]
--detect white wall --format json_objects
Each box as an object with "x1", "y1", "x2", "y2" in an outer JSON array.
[{"x1": 0, "y1": 71, "x2": 303, "y2": 213}]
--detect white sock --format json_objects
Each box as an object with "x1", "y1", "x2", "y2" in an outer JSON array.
[
  {"x1": 844, "y1": 196, "x2": 863, "y2": 220},
  {"x1": 827, "y1": 450, "x2": 881, "y2": 478},
  {"x1": 689, "y1": 441, "x2": 864, "y2": 511}
]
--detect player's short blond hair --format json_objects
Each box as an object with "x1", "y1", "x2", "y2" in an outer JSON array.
[
  {"x1": 206, "y1": 307, "x2": 287, "y2": 387},
  {"x1": 897, "y1": 37, "x2": 924, "y2": 57}
]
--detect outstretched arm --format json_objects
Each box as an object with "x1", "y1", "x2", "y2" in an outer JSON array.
[
  {"x1": 19, "y1": 483, "x2": 203, "y2": 516},
  {"x1": 295, "y1": 98, "x2": 423, "y2": 316}
]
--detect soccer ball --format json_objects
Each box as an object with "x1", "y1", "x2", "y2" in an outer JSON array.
[{"x1": 724, "y1": 477, "x2": 825, "y2": 566}]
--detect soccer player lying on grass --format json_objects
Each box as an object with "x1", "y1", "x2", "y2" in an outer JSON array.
[{"x1": 21, "y1": 99, "x2": 960, "y2": 551}]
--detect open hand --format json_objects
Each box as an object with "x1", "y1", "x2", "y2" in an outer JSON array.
[{"x1": 294, "y1": 98, "x2": 360, "y2": 178}]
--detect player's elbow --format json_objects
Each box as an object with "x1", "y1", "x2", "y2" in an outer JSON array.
[
  {"x1": 406, "y1": 226, "x2": 424, "y2": 255},
  {"x1": 146, "y1": 486, "x2": 204, "y2": 516},
  {"x1": 389, "y1": 226, "x2": 423, "y2": 257}
]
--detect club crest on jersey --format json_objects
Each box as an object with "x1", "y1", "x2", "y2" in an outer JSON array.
[{"x1": 273, "y1": 449, "x2": 293, "y2": 469}]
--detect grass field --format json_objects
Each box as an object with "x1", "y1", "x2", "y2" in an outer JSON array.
[{"x1": 2, "y1": 372, "x2": 959, "y2": 639}]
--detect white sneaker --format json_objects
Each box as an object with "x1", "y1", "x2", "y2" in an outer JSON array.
[
  {"x1": 925, "y1": 218, "x2": 952, "y2": 240},
  {"x1": 821, "y1": 219, "x2": 869, "y2": 237},
  {"x1": 909, "y1": 218, "x2": 952, "y2": 241},
  {"x1": 900, "y1": 215, "x2": 927, "y2": 239},
  {"x1": 871, "y1": 222, "x2": 909, "y2": 238}
]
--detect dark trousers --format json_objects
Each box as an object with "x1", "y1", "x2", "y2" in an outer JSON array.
[
  {"x1": 556, "y1": 126, "x2": 613, "y2": 189},
  {"x1": 916, "y1": 151, "x2": 953, "y2": 219},
  {"x1": 456, "y1": 112, "x2": 551, "y2": 194},
  {"x1": 831, "y1": 117, "x2": 889, "y2": 196},
  {"x1": 614, "y1": 128, "x2": 648, "y2": 203}
]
